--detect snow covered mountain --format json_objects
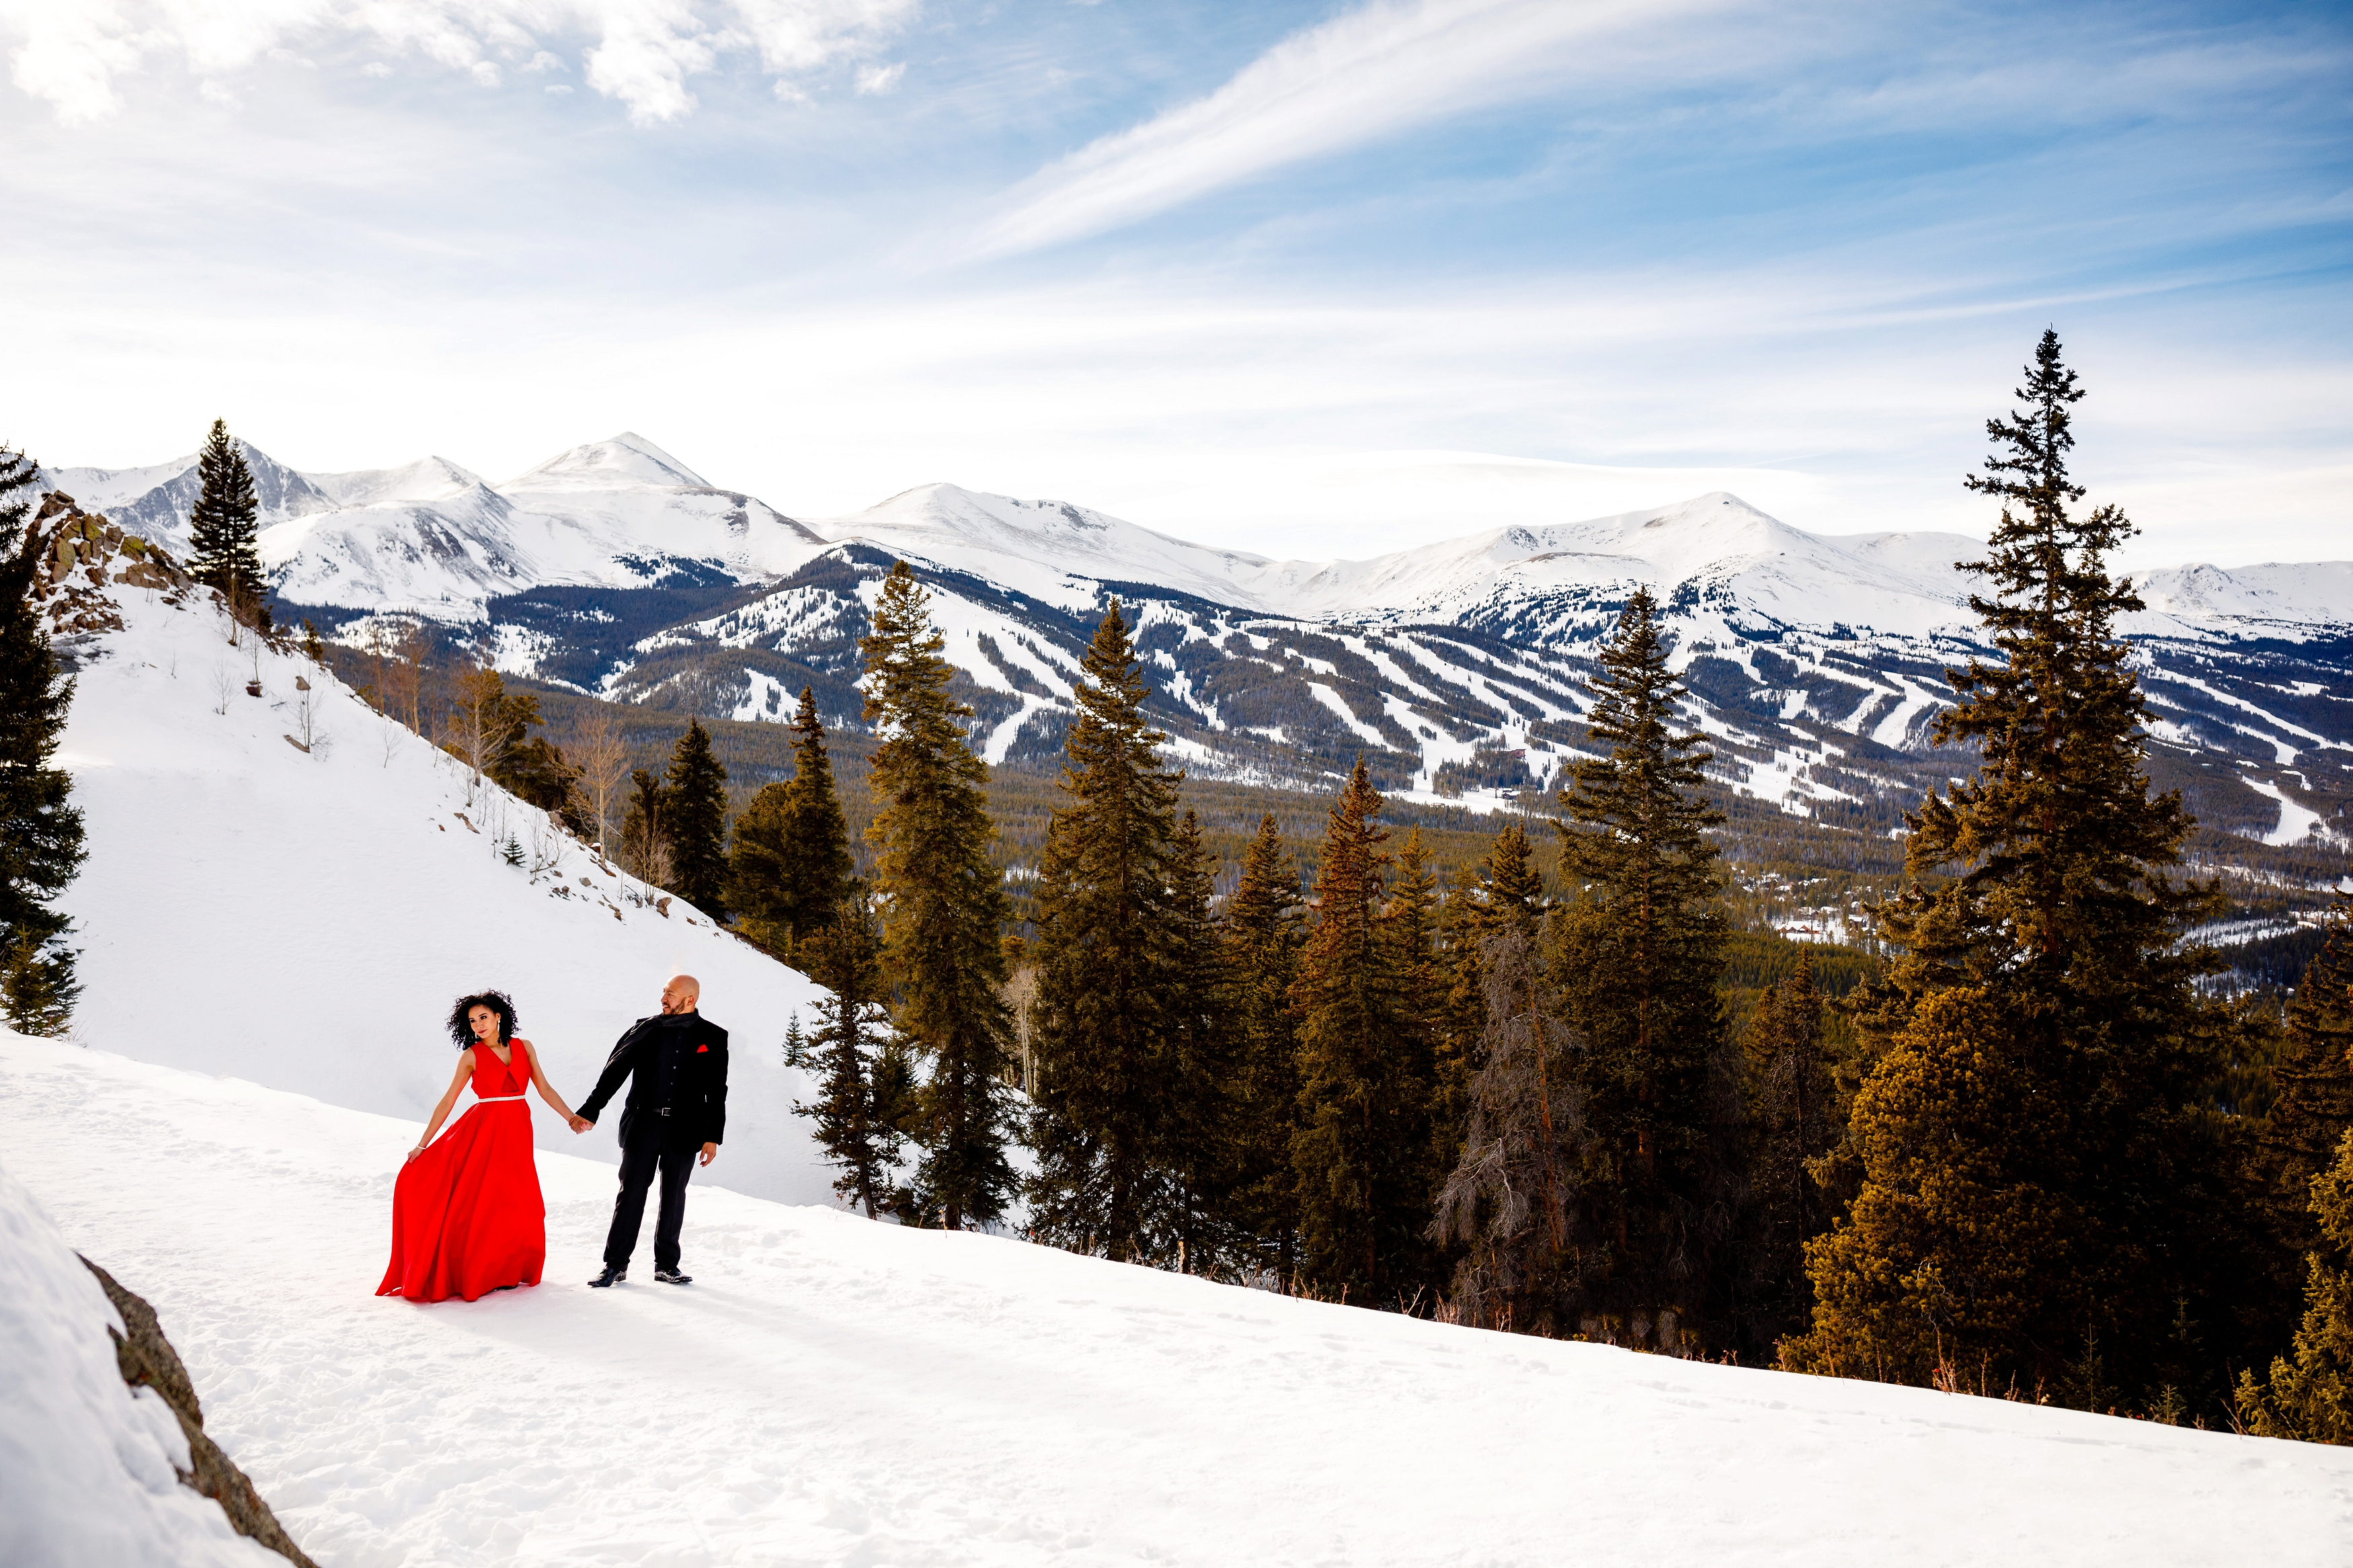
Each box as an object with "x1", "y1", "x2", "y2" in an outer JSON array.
[
  {"x1": 44, "y1": 433, "x2": 830, "y2": 616},
  {"x1": 40, "y1": 436, "x2": 2353, "y2": 852}
]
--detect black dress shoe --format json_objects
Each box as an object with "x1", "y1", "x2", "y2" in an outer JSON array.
[
  {"x1": 590, "y1": 1266, "x2": 625, "y2": 1288},
  {"x1": 654, "y1": 1268, "x2": 692, "y2": 1285}
]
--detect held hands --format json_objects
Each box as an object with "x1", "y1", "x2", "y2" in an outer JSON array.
[{"x1": 567, "y1": 1114, "x2": 592, "y2": 1134}]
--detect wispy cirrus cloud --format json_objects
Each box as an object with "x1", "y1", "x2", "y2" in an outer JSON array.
[
  {"x1": 970, "y1": 0, "x2": 1751, "y2": 259},
  {"x1": 0, "y1": 0, "x2": 916, "y2": 126}
]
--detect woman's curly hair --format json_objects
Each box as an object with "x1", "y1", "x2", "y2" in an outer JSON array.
[{"x1": 447, "y1": 990, "x2": 519, "y2": 1048}]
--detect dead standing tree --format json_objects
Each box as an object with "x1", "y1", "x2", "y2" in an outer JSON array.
[{"x1": 1431, "y1": 931, "x2": 1586, "y2": 1335}]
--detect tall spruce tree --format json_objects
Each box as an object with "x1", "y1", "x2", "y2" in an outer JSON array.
[
  {"x1": 0, "y1": 448, "x2": 85, "y2": 1035},
  {"x1": 1289, "y1": 759, "x2": 1433, "y2": 1300},
  {"x1": 1552, "y1": 587, "x2": 1733, "y2": 1351},
  {"x1": 1432, "y1": 930, "x2": 1584, "y2": 1333},
  {"x1": 1222, "y1": 812, "x2": 1306, "y2": 1270},
  {"x1": 1163, "y1": 809, "x2": 1231, "y2": 1272},
  {"x1": 1732, "y1": 949, "x2": 1835, "y2": 1354},
  {"x1": 1435, "y1": 821, "x2": 1545, "y2": 1191},
  {"x1": 663, "y1": 718, "x2": 730, "y2": 919},
  {"x1": 186, "y1": 419, "x2": 267, "y2": 627},
  {"x1": 2256, "y1": 919, "x2": 2353, "y2": 1264},
  {"x1": 1027, "y1": 601, "x2": 1187, "y2": 1262},
  {"x1": 2237, "y1": 1129, "x2": 2353, "y2": 1445},
  {"x1": 729, "y1": 688, "x2": 854, "y2": 957},
  {"x1": 862, "y1": 562, "x2": 1014, "y2": 1229},
  {"x1": 794, "y1": 893, "x2": 905, "y2": 1219},
  {"x1": 1789, "y1": 331, "x2": 2244, "y2": 1407}
]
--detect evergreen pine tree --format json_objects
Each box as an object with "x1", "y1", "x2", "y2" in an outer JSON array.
[
  {"x1": 186, "y1": 419, "x2": 267, "y2": 628},
  {"x1": 0, "y1": 446, "x2": 85, "y2": 1035},
  {"x1": 729, "y1": 688, "x2": 854, "y2": 957},
  {"x1": 1732, "y1": 949, "x2": 1835, "y2": 1354},
  {"x1": 1788, "y1": 331, "x2": 2245, "y2": 1405},
  {"x1": 1163, "y1": 809, "x2": 1230, "y2": 1272},
  {"x1": 1432, "y1": 930, "x2": 1583, "y2": 1333},
  {"x1": 794, "y1": 894, "x2": 906, "y2": 1219},
  {"x1": 663, "y1": 718, "x2": 731, "y2": 919},
  {"x1": 1289, "y1": 759, "x2": 1433, "y2": 1300},
  {"x1": 2237, "y1": 1129, "x2": 2353, "y2": 1445},
  {"x1": 1222, "y1": 812, "x2": 1306, "y2": 1270},
  {"x1": 1027, "y1": 601, "x2": 1187, "y2": 1262},
  {"x1": 2256, "y1": 919, "x2": 2353, "y2": 1260},
  {"x1": 861, "y1": 562, "x2": 1014, "y2": 1229},
  {"x1": 1434, "y1": 821, "x2": 1544, "y2": 1192},
  {"x1": 1551, "y1": 587, "x2": 1733, "y2": 1351}
]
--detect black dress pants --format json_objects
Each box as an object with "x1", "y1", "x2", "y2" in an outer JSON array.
[{"x1": 604, "y1": 1132, "x2": 695, "y2": 1272}]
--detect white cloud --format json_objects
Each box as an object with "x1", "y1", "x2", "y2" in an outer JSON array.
[
  {"x1": 0, "y1": 0, "x2": 916, "y2": 126},
  {"x1": 973, "y1": 0, "x2": 1742, "y2": 257},
  {"x1": 854, "y1": 59, "x2": 903, "y2": 95}
]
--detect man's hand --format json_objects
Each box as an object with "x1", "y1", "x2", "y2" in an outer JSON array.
[
  {"x1": 699, "y1": 1142, "x2": 718, "y2": 1167},
  {"x1": 568, "y1": 1114, "x2": 592, "y2": 1133}
]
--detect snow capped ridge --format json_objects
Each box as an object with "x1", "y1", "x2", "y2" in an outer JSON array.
[
  {"x1": 815, "y1": 482, "x2": 1285, "y2": 613},
  {"x1": 2137, "y1": 559, "x2": 2353, "y2": 630},
  {"x1": 502, "y1": 431, "x2": 711, "y2": 492},
  {"x1": 306, "y1": 455, "x2": 486, "y2": 507}
]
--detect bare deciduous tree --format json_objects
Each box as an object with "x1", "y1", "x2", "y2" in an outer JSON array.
[
  {"x1": 575, "y1": 702, "x2": 630, "y2": 860},
  {"x1": 446, "y1": 662, "x2": 512, "y2": 786},
  {"x1": 393, "y1": 617, "x2": 428, "y2": 733}
]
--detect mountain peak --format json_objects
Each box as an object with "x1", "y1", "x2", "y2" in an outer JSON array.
[
  {"x1": 504, "y1": 432, "x2": 711, "y2": 492},
  {"x1": 305, "y1": 455, "x2": 486, "y2": 507}
]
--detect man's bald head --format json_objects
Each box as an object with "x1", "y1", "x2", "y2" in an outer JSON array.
[{"x1": 662, "y1": 974, "x2": 701, "y2": 1014}]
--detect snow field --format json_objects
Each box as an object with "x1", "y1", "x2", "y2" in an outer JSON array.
[
  {"x1": 0, "y1": 1155, "x2": 283, "y2": 1567},
  {"x1": 7, "y1": 1032, "x2": 2352, "y2": 1568}
]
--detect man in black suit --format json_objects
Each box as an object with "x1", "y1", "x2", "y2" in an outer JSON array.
[{"x1": 575, "y1": 973, "x2": 729, "y2": 1287}]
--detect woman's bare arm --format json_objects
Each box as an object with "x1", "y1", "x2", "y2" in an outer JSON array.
[
  {"x1": 520, "y1": 1041, "x2": 591, "y2": 1131},
  {"x1": 407, "y1": 1050, "x2": 476, "y2": 1163}
]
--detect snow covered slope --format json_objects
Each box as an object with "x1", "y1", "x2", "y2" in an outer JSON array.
[
  {"x1": 0, "y1": 1156, "x2": 282, "y2": 1568},
  {"x1": 7, "y1": 1032, "x2": 2349, "y2": 1568},
  {"x1": 52, "y1": 572, "x2": 841, "y2": 1208}
]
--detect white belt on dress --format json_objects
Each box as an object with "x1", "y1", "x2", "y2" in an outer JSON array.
[{"x1": 475, "y1": 1094, "x2": 526, "y2": 1104}]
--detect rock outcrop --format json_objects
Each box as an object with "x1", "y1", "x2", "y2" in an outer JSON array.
[{"x1": 79, "y1": 1258, "x2": 318, "y2": 1568}]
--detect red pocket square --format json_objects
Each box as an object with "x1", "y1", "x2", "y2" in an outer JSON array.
[{"x1": 696, "y1": 1044, "x2": 709, "y2": 1053}]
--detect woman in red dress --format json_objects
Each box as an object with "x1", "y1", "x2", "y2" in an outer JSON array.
[{"x1": 378, "y1": 991, "x2": 590, "y2": 1303}]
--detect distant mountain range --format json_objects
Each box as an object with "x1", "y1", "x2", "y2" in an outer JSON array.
[{"x1": 39, "y1": 432, "x2": 2352, "y2": 860}]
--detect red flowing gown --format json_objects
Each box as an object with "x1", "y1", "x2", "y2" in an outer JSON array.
[{"x1": 377, "y1": 1040, "x2": 548, "y2": 1302}]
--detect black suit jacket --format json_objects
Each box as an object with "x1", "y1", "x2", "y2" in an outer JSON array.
[{"x1": 577, "y1": 1011, "x2": 730, "y2": 1149}]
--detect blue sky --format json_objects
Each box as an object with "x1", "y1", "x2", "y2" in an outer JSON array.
[{"x1": 3, "y1": 0, "x2": 2346, "y2": 563}]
